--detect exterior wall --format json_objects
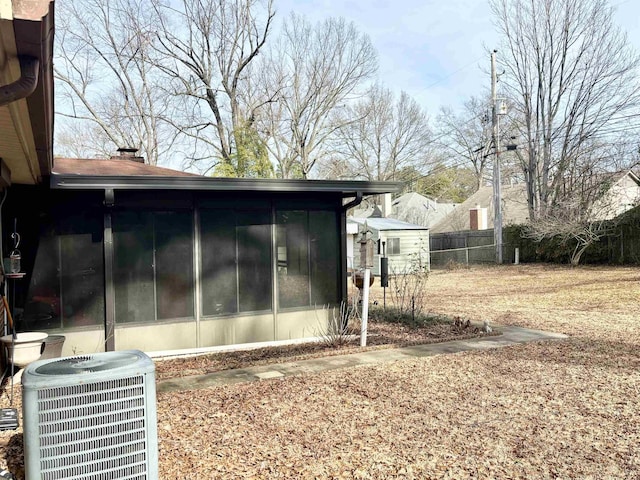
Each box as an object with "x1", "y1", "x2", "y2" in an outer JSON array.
[
  {"x1": 233, "y1": 313, "x2": 276, "y2": 344},
  {"x1": 61, "y1": 309, "x2": 329, "y2": 354},
  {"x1": 115, "y1": 321, "x2": 198, "y2": 353},
  {"x1": 4, "y1": 185, "x2": 344, "y2": 356},
  {"x1": 346, "y1": 221, "x2": 358, "y2": 272},
  {"x1": 351, "y1": 229, "x2": 430, "y2": 275},
  {"x1": 111, "y1": 308, "x2": 327, "y2": 355},
  {"x1": 592, "y1": 175, "x2": 640, "y2": 219},
  {"x1": 199, "y1": 317, "x2": 239, "y2": 347},
  {"x1": 346, "y1": 234, "x2": 355, "y2": 272},
  {"x1": 379, "y1": 230, "x2": 430, "y2": 275},
  {"x1": 276, "y1": 308, "x2": 328, "y2": 341},
  {"x1": 43, "y1": 308, "x2": 333, "y2": 356},
  {"x1": 59, "y1": 329, "x2": 105, "y2": 357}
]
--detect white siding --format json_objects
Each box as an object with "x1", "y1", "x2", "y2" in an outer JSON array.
[
  {"x1": 592, "y1": 175, "x2": 640, "y2": 220},
  {"x1": 346, "y1": 233, "x2": 355, "y2": 272},
  {"x1": 351, "y1": 229, "x2": 430, "y2": 275},
  {"x1": 379, "y1": 230, "x2": 430, "y2": 275}
]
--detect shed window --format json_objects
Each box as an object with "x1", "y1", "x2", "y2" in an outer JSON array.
[
  {"x1": 387, "y1": 237, "x2": 401, "y2": 255},
  {"x1": 309, "y1": 211, "x2": 339, "y2": 306},
  {"x1": 236, "y1": 210, "x2": 272, "y2": 312}
]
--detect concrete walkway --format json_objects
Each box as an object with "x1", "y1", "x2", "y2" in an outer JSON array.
[{"x1": 156, "y1": 325, "x2": 568, "y2": 393}]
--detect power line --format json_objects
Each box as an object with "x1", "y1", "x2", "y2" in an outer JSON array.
[{"x1": 414, "y1": 55, "x2": 486, "y2": 94}]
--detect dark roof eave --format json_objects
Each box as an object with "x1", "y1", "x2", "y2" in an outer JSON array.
[{"x1": 50, "y1": 174, "x2": 403, "y2": 197}]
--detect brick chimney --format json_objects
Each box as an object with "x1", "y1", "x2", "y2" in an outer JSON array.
[
  {"x1": 381, "y1": 193, "x2": 392, "y2": 217},
  {"x1": 469, "y1": 204, "x2": 488, "y2": 230},
  {"x1": 111, "y1": 147, "x2": 145, "y2": 163}
]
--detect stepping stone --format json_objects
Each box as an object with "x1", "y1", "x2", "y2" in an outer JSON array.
[{"x1": 254, "y1": 370, "x2": 284, "y2": 380}]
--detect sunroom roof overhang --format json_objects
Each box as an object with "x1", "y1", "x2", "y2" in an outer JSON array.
[{"x1": 50, "y1": 174, "x2": 403, "y2": 198}]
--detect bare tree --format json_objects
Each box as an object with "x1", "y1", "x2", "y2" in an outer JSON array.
[
  {"x1": 491, "y1": 0, "x2": 640, "y2": 220},
  {"x1": 524, "y1": 168, "x2": 640, "y2": 265},
  {"x1": 258, "y1": 13, "x2": 377, "y2": 179},
  {"x1": 332, "y1": 84, "x2": 432, "y2": 182},
  {"x1": 54, "y1": 0, "x2": 169, "y2": 164},
  {"x1": 437, "y1": 97, "x2": 493, "y2": 191},
  {"x1": 418, "y1": 165, "x2": 477, "y2": 203},
  {"x1": 151, "y1": 0, "x2": 275, "y2": 175},
  {"x1": 605, "y1": 134, "x2": 640, "y2": 172},
  {"x1": 55, "y1": 123, "x2": 122, "y2": 160},
  {"x1": 315, "y1": 155, "x2": 357, "y2": 180}
]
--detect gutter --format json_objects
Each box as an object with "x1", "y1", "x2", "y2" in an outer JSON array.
[
  {"x1": 50, "y1": 174, "x2": 403, "y2": 197},
  {"x1": 0, "y1": 56, "x2": 39, "y2": 107}
]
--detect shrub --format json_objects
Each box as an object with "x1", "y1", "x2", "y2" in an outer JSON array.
[
  {"x1": 368, "y1": 305, "x2": 449, "y2": 329},
  {"x1": 318, "y1": 301, "x2": 358, "y2": 347},
  {"x1": 388, "y1": 247, "x2": 429, "y2": 320}
]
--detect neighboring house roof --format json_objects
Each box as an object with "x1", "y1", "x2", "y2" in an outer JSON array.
[
  {"x1": 390, "y1": 192, "x2": 457, "y2": 228},
  {"x1": 352, "y1": 193, "x2": 456, "y2": 228},
  {"x1": 431, "y1": 171, "x2": 640, "y2": 233},
  {"x1": 351, "y1": 206, "x2": 377, "y2": 218},
  {"x1": 348, "y1": 217, "x2": 428, "y2": 232},
  {"x1": 596, "y1": 169, "x2": 640, "y2": 185},
  {"x1": 590, "y1": 170, "x2": 640, "y2": 220},
  {"x1": 430, "y1": 183, "x2": 529, "y2": 233}
]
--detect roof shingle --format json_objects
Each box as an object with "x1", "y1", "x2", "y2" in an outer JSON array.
[{"x1": 53, "y1": 158, "x2": 200, "y2": 177}]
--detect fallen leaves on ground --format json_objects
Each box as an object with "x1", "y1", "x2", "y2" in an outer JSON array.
[
  {"x1": 2, "y1": 264, "x2": 640, "y2": 479},
  {"x1": 154, "y1": 318, "x2": 492, "y2": 380}
]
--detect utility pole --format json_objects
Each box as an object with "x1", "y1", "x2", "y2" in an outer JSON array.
[{"x1": 491, "y1": 50, "x2": 503, "y2": 264}]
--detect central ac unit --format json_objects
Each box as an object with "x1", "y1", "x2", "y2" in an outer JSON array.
[{"x1": 21, "y1": 350, "x2": 158, "y2": 480}]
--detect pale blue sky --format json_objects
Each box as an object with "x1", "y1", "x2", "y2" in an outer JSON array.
[{"x1": 275, "y1": 0, "x2": 640, "y2": 116}]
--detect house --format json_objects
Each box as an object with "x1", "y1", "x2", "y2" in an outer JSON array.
[
  {"x1": 589, "y1": 170, "x2": 640, "y2": 220},
  {"x1": 0, "y1": 2, "x2": 401, "y2": 356},
  {"x1": 0, "y1": 0, "x2": 54, "y2": 185},
  {"x1": 430, "y1": 184, "x2": 529, "y2": 234},
  {"x1": 352, "y1": 192, "x2": 455, "y2": 228},
  {"x1": 431, "y1": 172, "x2": 640, "y2": 234},
  {"x1": 428, "y1": 174, "x2": 640, "y2": 266}
]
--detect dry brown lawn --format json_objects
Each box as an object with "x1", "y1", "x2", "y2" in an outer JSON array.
[
  {"x1": 154, "y1": 316, "x2": 493, "y2": 381},
  {"x1": 2, "y1": 264, "x2": 640, "y2": 479}
]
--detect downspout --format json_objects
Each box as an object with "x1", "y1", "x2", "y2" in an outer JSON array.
[
  {"x1": 0, "y1": 55, "x2": 39, "y2": 335},
  {"x1": 341, "y1": 191, "x2": 363, "y2": 212},
  {"x1": 0, "y1": 56, "x2": 39, "y2": 107}
]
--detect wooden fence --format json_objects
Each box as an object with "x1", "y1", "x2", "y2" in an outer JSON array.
[{"x1": 430, "y1": 208, "x2": 640, "y2": 266}]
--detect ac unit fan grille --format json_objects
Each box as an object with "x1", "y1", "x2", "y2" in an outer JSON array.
[{"x1": 35, "y1": 375, "x2": 150, "y2": 480}]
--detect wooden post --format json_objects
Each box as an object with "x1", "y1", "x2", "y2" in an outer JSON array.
[{"x1": 360, "y1": 269, "x2": 370, "y2": 347}]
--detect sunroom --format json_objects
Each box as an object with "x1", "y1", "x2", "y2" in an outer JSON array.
[{"x1": 2, "y1": 157, "x2": 400, "y2": 356}]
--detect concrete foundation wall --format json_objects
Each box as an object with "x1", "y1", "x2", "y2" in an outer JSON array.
[
  {"x1": 59, "y1": 329, "x2": 106, "y2": 356},
  {"x1": 277, "y1": 308, "x2": 328, "y2": 340},
  {"x1": 115, "y1": 322, "x2": 198, "y2": 352},
  {"x1": 60, "y1": 306, "x2": 331, "y2": 355}
]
